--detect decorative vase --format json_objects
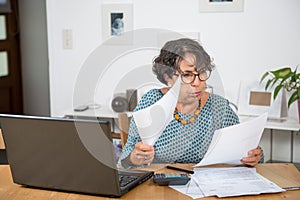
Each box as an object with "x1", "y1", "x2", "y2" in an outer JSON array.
[{"x1": 111, "y1": 96, "x2": 128, "y2": 113}]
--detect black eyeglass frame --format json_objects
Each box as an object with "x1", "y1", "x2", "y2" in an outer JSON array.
[{"x1": 173, "y1": 68, "x2": 212, "y2": 84}]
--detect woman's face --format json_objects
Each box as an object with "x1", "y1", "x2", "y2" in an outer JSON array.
[{"x1": 170, "y1": 54, "x2": 207, "y2": 104}]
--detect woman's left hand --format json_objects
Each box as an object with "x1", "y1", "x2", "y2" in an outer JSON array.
[{"x1": 240, "y1": 146, "x2": 262, "y2": 166}]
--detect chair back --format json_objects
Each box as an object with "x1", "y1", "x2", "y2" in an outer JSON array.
[
  {"x1": 118, "y1": 113, "x2": 130, "y2": 148},
  {"x1": 0, "y1": 129, "x2": 8, "y2": 164}
]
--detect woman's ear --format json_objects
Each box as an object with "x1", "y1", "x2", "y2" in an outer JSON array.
[{"x1": 163, "y1": 73, "x2": 173, "y2": 87}]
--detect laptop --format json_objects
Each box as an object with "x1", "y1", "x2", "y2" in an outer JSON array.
[{"x1": 0, "y1": 114, "x2": 153, "y2": 197}]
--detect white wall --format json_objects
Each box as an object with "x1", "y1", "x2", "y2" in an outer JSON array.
[
  {"x1": 46, "y1": 0, "x2": 300, "y2": 117},
  {"x1": 46, "y1": 0, "x2": 300, "y2": 162},
  {"x1": 19, "y1": 0, "x2": 50, "y2": 116}
]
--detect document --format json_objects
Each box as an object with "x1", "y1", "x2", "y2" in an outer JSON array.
[
  {"x1": 132, "y1": 78, "x2": 181, "y2": 145},
  {"x1": 170, "y1": 178, "x2": 205, "y2": 199},
  {"x1": 193, "y1": 167, "x2": 285, "y2": 198},
  {"x1": 196, "y1": 113, "x2": 268, "y2": 166},
  {"x1": 170, "y1": 167, "x2": 285, "y2": 198}
]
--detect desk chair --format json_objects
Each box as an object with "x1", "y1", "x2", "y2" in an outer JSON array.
[
  {"x1": 118, "y1": 113, "x2": 130, "y2": 148},
  {"x1": 229, "y1": 101, "x2": 238, "y2": 113},
  {"x1": 0, "y1": 129, "x2": 8, "y2": 164}
]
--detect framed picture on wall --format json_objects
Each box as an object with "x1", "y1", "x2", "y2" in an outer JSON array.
[
  {"x1": 101, "y1": 4, "x2": 133, "y2": 44},
  {"x1": 199, "y1": 0, "x2": 244, "y2": 12}
]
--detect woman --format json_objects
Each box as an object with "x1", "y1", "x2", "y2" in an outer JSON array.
[{"x1": 119, "y1": 38, "x2": 263, "y2": 168}]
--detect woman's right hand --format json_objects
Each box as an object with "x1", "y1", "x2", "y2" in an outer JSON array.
[{"x1": 129, "y1": 142, "x2": 155, "y2": 165}]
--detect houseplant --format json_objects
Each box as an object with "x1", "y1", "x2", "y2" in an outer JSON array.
[{"x1": 260, "y1": 66, "x2": 300, "y2": 111}]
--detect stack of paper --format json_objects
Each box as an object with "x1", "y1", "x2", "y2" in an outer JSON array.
[{"x1": 170, "y1": 167, "x2": 285, "y2": 198}]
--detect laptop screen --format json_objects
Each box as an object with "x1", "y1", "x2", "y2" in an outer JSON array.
[{"x1": 0, "y1": 114, "x2": 123, "y2": 196}]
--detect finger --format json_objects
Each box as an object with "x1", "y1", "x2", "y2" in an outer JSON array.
[
  {"x1": 140, "y1": 145, "x2": 154, "y2": 152},
  {"x1": 139, "y1": 151, "x2": 155, "y2": 160},
  {"x1": 241, "y1": 156, "x2": 260, "y2": 166},
  {"x1": 136, "y1": 151, "x2": 154, "y2": 160},
  {"x1": 135, "y1": 142, "x2": 154, "y2": 152},
  {"x1": 142, "y1": 155, "x2": 154, "y2": 164},
  {"x1": 247, "y1": 148, "x2": 262, "y2": 160},
  {"x1": 134, "y1": 142, "x2": 143, "y2": 150},
  {"x1": 135, "y1": 148, "x2": 154, "y2": 157},
  {"x1": 248, "y1": 146, "x2": 261, "y2": 155},
  {"x1": 131, "y1": 143, "x2": 155, "y2": 165},
  {"x1": 136, "y1": 155, "x2": 153, "y2": 165},
  {"x1": 244, "y1": 154, "x2": 261, "y2": 161},
  {"x1": 249, "y1": 150, "x2": 261, "y2": 157},
  {"x1": 136, "y1": 155, "x2": 148, "y2": 160},
  {"x1": 241, "y1": 160, "x2": 256, "y2": 166}
]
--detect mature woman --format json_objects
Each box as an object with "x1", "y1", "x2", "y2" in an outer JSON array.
[{"x1": 119, "y1": 38, "x2": 264, "y2": 168}]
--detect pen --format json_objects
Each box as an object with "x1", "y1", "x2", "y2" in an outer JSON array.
[
  {"x1": 283, "y1": 186, "x2": 300, "y2": 191},
  {"x1": 166, "y1": 165, "x2": 194, "y2": 174}
]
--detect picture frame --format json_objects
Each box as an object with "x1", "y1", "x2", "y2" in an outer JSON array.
[
  {"x1": 237, "y1": 81, "x2": 287, "y2": 119},
  {"x1": 101, "y1": 4, "x2": 133, "y2": 44},
  {"x1": 199, "y1": 0, "x2": 244, "y2": 12}
]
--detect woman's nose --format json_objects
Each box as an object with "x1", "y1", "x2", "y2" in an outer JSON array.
[{"x1": 191, "y1": 75, "x2": 203, "y2": 86}]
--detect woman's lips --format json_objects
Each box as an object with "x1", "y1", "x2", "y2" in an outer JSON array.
[{"x1": 193, "y1": 91, "x2": 201, "y2": 97}]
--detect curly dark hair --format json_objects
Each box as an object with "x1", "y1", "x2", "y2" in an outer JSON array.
[{"x1": 152, "y1": 38, "x2": 215, "y2": 85}]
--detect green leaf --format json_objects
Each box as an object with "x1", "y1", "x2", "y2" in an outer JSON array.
[
  {"x1": 265, "y1": 79, "x2": 274, "y2": 90},
  {"x1": 260, "y1": 67, "x2": 300, "y2": 108},
  {"x1": 278, "y1": 72, "x2": 294, "y2": 87},
  {"x1": 293, "y1": 67, "x2": 298, "y2": 74},
  {"x1": 260, "y1": 72, "x2": 269, "y2": 83},
  {"x1": 271, "y1": 67, "x2": 291, "y2": 78},
  {"x1": 273, "y1": 84, "x2": 283, "y2": 100},
  {"x1": 288, "y1": 91, "x2": 298, "y2": 108},
  {"x1": 270, "y1": 77, "x2": 280, "y2": 88}
]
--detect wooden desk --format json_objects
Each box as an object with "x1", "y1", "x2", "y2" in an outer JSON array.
[{"x1": 0, "y1": 163, "x2": 299, "y2": 200}]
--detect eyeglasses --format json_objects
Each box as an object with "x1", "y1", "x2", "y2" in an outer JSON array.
[{"x1": 174, "y1": 68, "x2": 211, "y2": 84}]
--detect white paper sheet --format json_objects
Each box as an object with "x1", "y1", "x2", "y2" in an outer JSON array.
[
  {"x1": 170, "y1": 178, "x2": 205, "y2": 199},
  {"x1": 196, "y1": 113, "x2": 268, "y2": 166},
  {"x1": 192, "y1": 167, "x2": 285, "y2": 198},
  {"x1": 132, "y1": 78, "x2": 181, "y2": 145},
  {"x1": 170, "y1": 167, "x2": 284, "y2": 198}
]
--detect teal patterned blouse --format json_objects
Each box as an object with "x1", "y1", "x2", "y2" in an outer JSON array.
[{"x1": 119, "y1": 89, "x2": 261, "y2": 165}]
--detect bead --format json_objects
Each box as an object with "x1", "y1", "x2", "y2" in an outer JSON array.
[
  {"x1": 189, "y1": 117, "x2": 195, "y2": 123},
  {"x1": 174, "y1": 114, "x2": 180, "y2": 120},
  {"x1": 174, "y1": 99, "x2": 201, "y2": 125}
]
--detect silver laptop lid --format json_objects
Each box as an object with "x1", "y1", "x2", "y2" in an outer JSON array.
[{"x1": 0, "y1": 114, "x2": 123, "y2": 196}]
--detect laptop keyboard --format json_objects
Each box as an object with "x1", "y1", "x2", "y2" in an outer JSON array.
[{"x1": 119, "y1": 174, "x2": 139, "y2": 187}]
